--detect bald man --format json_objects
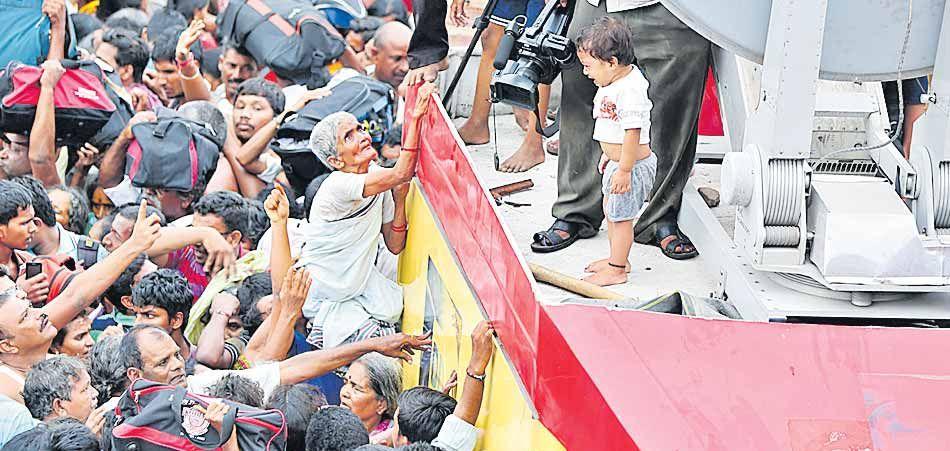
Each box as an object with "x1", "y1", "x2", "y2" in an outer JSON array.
[{"x1": 367, "y1": 22, "x2": 412, "y2": 90}]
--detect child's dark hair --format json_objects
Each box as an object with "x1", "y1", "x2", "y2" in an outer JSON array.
[{"x1": 575, "y1": 17, "x2": 636, "y2": 66}]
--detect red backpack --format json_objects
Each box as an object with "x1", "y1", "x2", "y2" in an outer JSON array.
[
  {"x1": 0, "y1": 59, "x2": 116, "y2": 148},
  {"x1": 111, "y1": 379, "x2": 287, "y2": 450}
]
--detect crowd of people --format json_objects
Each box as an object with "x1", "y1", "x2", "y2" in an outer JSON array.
[
  {"x1": 3, "y1": 0, "x2": 932, "y2": 448},
  {"x1": 0, "y1": 0, "x2": 502, "y2": 449}
]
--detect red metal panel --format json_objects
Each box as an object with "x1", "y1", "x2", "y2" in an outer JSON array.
[{"x1": 543, "y1": 304, "x2": 950, "y2": 450}]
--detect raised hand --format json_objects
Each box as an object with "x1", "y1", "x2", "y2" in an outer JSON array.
[
  {"x1": 449, "y1": 0, "x2": 470, "y2": 27},
  {"x1": 278, "y1": 267, "x2": 311, "y2": 313},
  {"x1": 41, "y1": 0, "x2": 66, "y2": 30},
  {"x1": 201, "y1": 233, "x2": 237, "y2": 277},
  {"x1": 411, "y1": 82, "x2": 438, "y2": 120},
  {"x1": 287, "y1": 88, "x2": 332, "y2": 114},
  {"x1": 76, "y1": 143, "x2": 100, "y2": 169},
  {"x1": 39, "y1": 59, "x2": 65, "y2": 88},
  {"x1": 467, "y1": 320, "x2": 495, "y2": 375},
  {"x1": 17, "y1": 272, "x2": 50, "y2": 305},
  {"x1": 210, "y1": 293, "x2": 240, "y2": 318},
  {"x1": 263, "y1": 184, "x2": 290, "y2": 223},
  {"x1": 129, "y1": 200, "x2": 162, "y2": 252},
  {"x1": 176, "y1": 20, "x2": 205, "y2": 62}
]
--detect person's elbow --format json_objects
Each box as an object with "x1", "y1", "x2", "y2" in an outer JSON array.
[
  {"x1": 386, "y1": 241, "x2": 405, "y2": 255},
  {"x1": 28, "y1": 146, "x2": 55, "y2": 166},
  {"x1": 195, "y1": 348, "x2": 228, "y2": 369}
]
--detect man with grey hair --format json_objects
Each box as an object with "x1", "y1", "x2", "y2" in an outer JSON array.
[
  {"x1": 291, "y1": 83, "x2": 435, "y2": 351},
  {"x1": 88, "y1": 336, "x2": 125, "y2": 409},
  {"x1": 22, "y1": 356, "x2": 98, "y2": 424}
]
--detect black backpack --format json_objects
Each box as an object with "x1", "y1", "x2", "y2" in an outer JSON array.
[
  {"x1": 218, "y1": 0, "x2": 347, "y2": 88},
  {"x1": 272, "y1": 75, "x2": 395, "y2": 193},
  {"x1": 126, "y1": 114, "x2": 221, "y2": 192},
  {"x1": 111, "y1": 378, "x2": 287, "y2": 450}
]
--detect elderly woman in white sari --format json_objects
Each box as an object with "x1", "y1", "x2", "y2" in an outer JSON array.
[{"x1": 280, "y1": 82, "x2": 437, "y2": 351}]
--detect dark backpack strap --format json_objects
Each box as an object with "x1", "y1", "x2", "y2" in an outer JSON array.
[
  {"x1": 335, "y1": 194, "x2": 380, "y2": 222},
  {"x1": 76, "y1": 238, "x2": 100, "y2": 270}
]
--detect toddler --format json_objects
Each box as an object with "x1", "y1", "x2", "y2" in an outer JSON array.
[{"x1": 577, "y1": 17, "x2": 657, "y2": 287}]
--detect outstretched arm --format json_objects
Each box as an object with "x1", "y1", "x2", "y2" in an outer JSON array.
[
  {"x1": 43, "y1": 201, "x2": 162, "y2": 328},
  {"x1": 29, "y1": 60, "x2": 64, "y2": 187},
  {"x1": 195, "y1": 293, "x2": 241, "y2": 369},
  {"x1": 263, "y1": 185, "x2": 292, "y2": 293},
  {"x1": 243, "y1": 267, "x2": 310, "y2": 364},
  {"x1": 177, "y1": 20, "x2": 212, "y2": 102},
  {"x1": 278, "y1": 332, "x2": 431, "y2": 384},
  {"x1": 454, "y1": 320, "x2": 495, "y2": 425},
  {"x1": 361, "y1": 82, "x2": 436, "y2": 197}
]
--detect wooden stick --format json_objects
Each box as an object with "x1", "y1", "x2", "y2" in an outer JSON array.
[
  {"x1": 529, "y1": 263, "x2": 626, "y2": 300},
  {"x1": 489, "y1": 179, "x2": 534, "y2": 201}
]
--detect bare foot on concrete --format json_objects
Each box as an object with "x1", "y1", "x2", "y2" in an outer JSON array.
[
  {"x1": 584, "y1": 258, "x2": 631, "y2": 273},
  {"x1": 582, "y1": 266, "x2": 628, "y2": 287},
  {"x1": 457, "y1": 120, "x2": 490, "y2": 145},
  {"x1": 499, "y1": 137, "x2": 545, "y2": 172}
]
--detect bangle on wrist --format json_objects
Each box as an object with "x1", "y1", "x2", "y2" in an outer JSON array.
[
  {"x1": 180, "y1": 68, "x2": 200, "y2": 80},
  {"x1": 176, "y1": 52, "x2": 194, "y2": 66},
  {"x1": 466, "y1": 368, "x2": 486, "y2": 382},
  {"x1": 402, "y1": 146, "x2": 419, "y2": 152},
  {"x1": 390, "y1": 223, "x2": 408, "y2": 233}
]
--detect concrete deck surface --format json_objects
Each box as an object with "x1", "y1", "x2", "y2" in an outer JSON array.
[{"x1": 453, "y1": 115, "x2": 727, "y2": 304}]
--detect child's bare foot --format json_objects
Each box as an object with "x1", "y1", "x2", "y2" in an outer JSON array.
[
  {"x1": 582, "y1": 266, "x2": 627, "y2": 287},
  {"x1": 545, "y1": 137, "x2": 559, "y2": 156},
  {"x1": 585, "y1": 258, "x2": 631, "y2": 273},
  {"x1": 499, "y1": 137, "x2": 545, "y2": 172},
  {"x1": 457, "y1": 120, "x2": 490, "y2": 145}
]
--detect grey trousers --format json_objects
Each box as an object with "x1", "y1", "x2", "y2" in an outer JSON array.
[{"x1": 554, "y1": 1, "x2": 710, "y2": 243}]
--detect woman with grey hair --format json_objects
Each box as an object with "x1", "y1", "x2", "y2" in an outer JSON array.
[
  {"x1": 339, "y1": 353, "x2": 403, "y2": 441},
  {"x1": 294, "y1": 82, "x2": 437, "y2": 351}
]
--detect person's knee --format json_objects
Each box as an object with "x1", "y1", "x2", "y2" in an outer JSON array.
[{"x1": 481, "y1": 24, "x2": 503, "y2": 48}]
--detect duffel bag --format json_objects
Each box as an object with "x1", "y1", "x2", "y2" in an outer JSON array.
[
  {"x1": 0, "y1": 59, "x2": 116, "y2": 148},
  {"x1": 111, "y1": 378, "x2": 287, "y2": 450},
  {"x1": 276, "y1": 74, "x2": 394, "y2": 143},
  {"x1": 126, "y1": 114, "x2": 221, "y2": 192},
  {"x1": 218, "y1": 0, "x2": 347, "y2": 88},
  {"x1": 88, "y1": 69, "x2": 135, "y2": 152},
  {"x1": 272, "y1": 75, "x2": 394, "y2": 193}
]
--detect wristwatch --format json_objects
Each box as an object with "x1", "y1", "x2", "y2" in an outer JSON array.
[{"x1": 466, "y1": 368, "x2": 486, "y2": 382}]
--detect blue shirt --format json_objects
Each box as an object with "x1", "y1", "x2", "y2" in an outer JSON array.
[{"x1": 0, "y1": 394, "x2": 38, "y2": 448}]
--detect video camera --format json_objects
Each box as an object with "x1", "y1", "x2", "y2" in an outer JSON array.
[{"x1": 489, "y1": 0, "x2": 575, "y2": 130}]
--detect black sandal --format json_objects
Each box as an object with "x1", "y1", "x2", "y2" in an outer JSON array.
[
  {"x1": 654, "y1": 223, "x2": 699, "y2": 260},
  {"x1": 531, "y1": 219, "x2": 597, "y2": 253}
]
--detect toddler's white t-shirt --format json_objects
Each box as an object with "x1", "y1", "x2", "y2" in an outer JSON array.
[{"x1": 592, "y1": 66, "x2": 652, "y2": 145}]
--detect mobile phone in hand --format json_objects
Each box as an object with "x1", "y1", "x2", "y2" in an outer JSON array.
[{"x1": 25, "y1": 262, "x2": 42, "y2": 280}]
